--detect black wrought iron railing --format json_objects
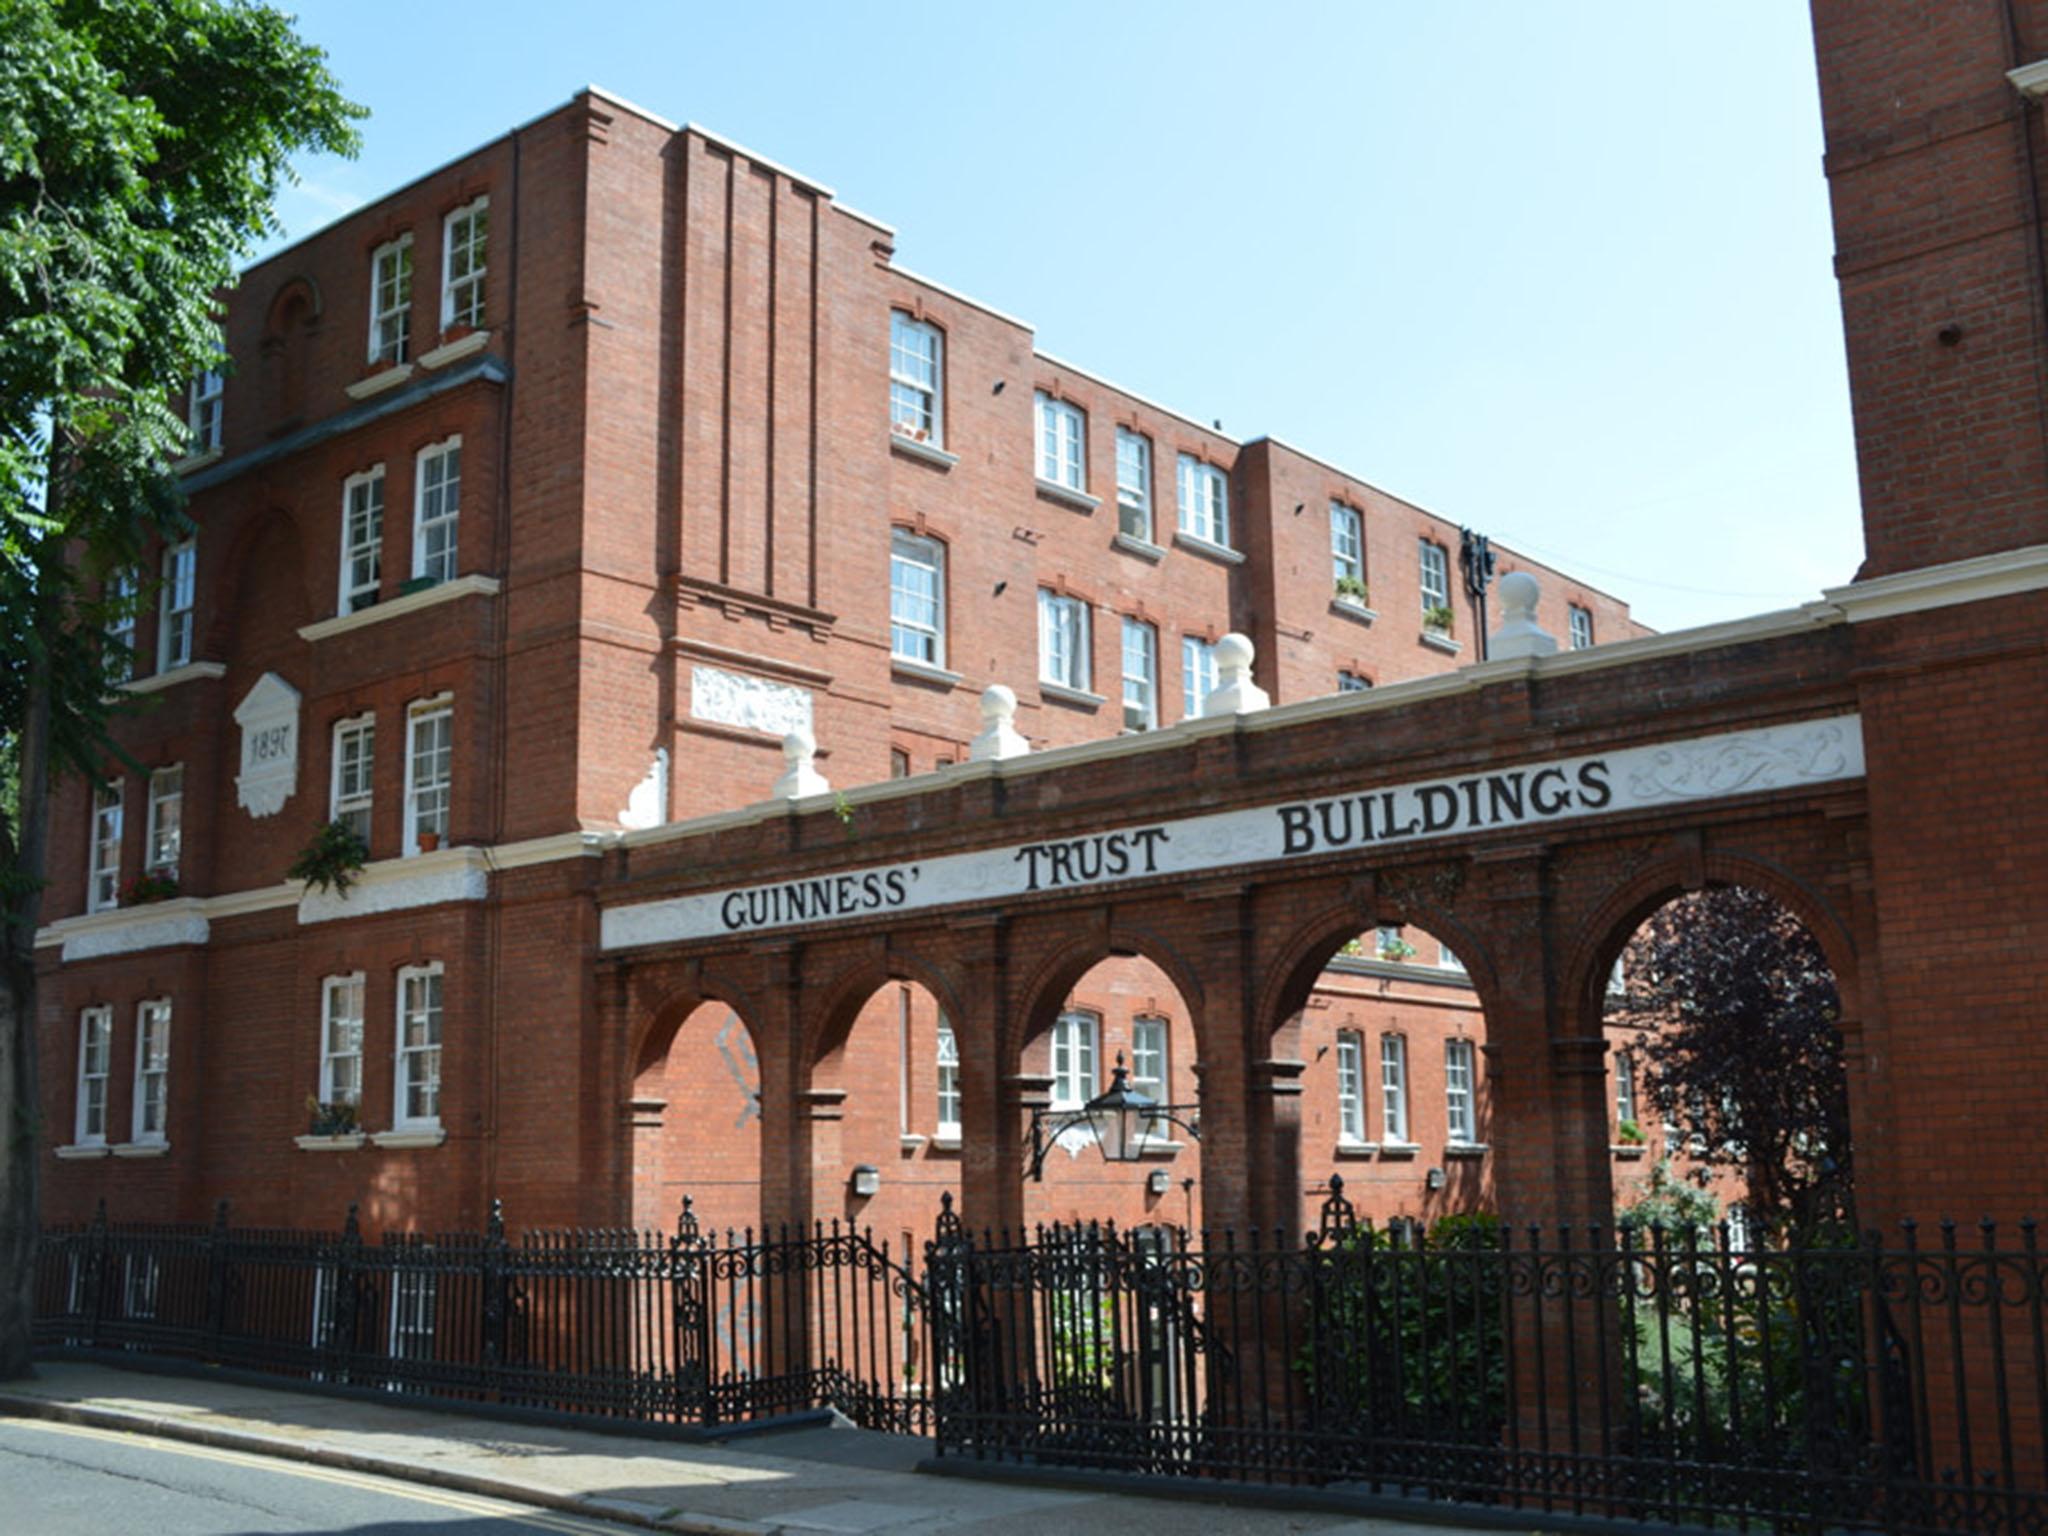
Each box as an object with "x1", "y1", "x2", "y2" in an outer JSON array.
[
  {"x1": 34, "y1": 1183, "x2": 2048, "y2": 1535},
  {"x1": 33, "y1": 1197, "x2": 934, "y2": 1436}
]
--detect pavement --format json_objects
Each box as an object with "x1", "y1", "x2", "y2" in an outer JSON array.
[{"x1": 0, "y1": 1360, "x2": 1502, "y2": 1536}]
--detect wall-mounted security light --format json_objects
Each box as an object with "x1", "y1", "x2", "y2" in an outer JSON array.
[{"x1": 850, "y1": 1164, "x2": 880, "y2": 1198}]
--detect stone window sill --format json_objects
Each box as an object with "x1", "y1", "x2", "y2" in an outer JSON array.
[
  {"x1": 1334, "y1": 1140, "x2": 1379, "y2": 1160},
  {"x1": 112, "y1": 1140, "x2": 169, "y2": 1158},
  {"x1": 296, "y1": 1133, "x2": 369, "y2": 1152},
  {"x1": 1378, "y1": 1141, "x2": 1420, "y2": 1160},
  {"x1": 1135, "y1": 1137, "x2": 1186, "y2": 1158},
  {"x1": 1420, "y1": 629, "x2": 1462, "y2": 655},
  {"x1": 891, "y1": 657, "x2": 965, "y2": 689},
  {"x1": 1172, "y1": 531, "x2": 1245, "y2": 566},
  {"x1": 1040, "y1": 680, "x2": 1106, "y2": 710},
  {"x1": 1035, "y1": 478, "x2": 1100, "y2": 513},
  {"x1": 54, "y1": 1144, "x2": 110, "y2": 1161},
  {"x1": 1112, "y1": 531, "x2": 1166, "y2": 562},
  {"x1": 371, "y1": 1127, "x2": 447, "y2": 1150},
  {"x1": 298, "y1": 574, "x2": 501, "y2": 643},
  {"x1": 1612, "y1": 1144, "x2": 1648, "y2": 1160},
  {"x1": 889, "y1": 433, "x2": 958, "y2": 471},
  {"x1": 898, "y1": 1133, "x2": 928, "y2": 1151},
  {"x1": 1330, "y1": 598, "x2": 1379, "y2": 626},
  {"x1": 171, "y1": 447, "x2": 223, "y2": 478},
  {"x1": 419, "y1": 330, "x2": 490, "y2": 370},
  {"x1": 122, "y1": 662, "x2": 227, "y2": 695},
  {"x1": 346, "y1": 362, "x2": 415, "y2": 400},
  {"x1": 1444, "y1": 1142, "x2": 1490, "y2": 1160},
  {"x1": 929, "y1": 1132, "x2": 962, "y2": 1153}
]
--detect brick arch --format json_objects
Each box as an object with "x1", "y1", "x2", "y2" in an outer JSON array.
[
  {"x1": 1009, "y1": 915, "x2": 1206, "y2": 1066},
  {"x1": 1256, "y1": 888, "x2": 1502, "y2": 1045},
  {"x1": 626, "y1": 969, "x2": 766, "y2": 1080},
  {"x1": 1560, "y1": 846, "x2": 1861, "y2": 1030},
  {"x1": 801, "y1": 940, "x2": 968, "y2": 1073},
  {"x1": 211, "y1": 507, "x2": 311, "y2": 662},
  {"x1": 263, "y1": 273, "x2": 323, "y2": 328}
]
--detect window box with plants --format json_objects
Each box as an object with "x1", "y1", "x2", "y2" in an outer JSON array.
[
  {"x1": 1332, "y1": 575, "x2": 1377, "y2": 623},
  {"x1": 1422, "y1": 604, "x2": 1455, "y2": 636},
  {"x1": 1612, "y1": 1119, "x2": 1648, "y2": 1159},
  {"x1": 297, "y1": 1096, "x2": 366, "y2": 1150},
  {"x1": 289, "y1": 819, "x2": 370, "y2": 897},
  {"x1": 121, "y1": 869, "x2": 181, "y2": 906}
]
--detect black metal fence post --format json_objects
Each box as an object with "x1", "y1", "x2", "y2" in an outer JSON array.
[
  {"x1": 203, "y1": 1197, "x2": 229, "y2": 1363},
  {"x1": 330, "y1": 1202, "x2": 362, "y2": 1384},
  {"x1": 670, "y1": 1196, "x2": 711, "y2": 1426},
  {"x1": 480, "y1": 1197, "x2": 507, "y2": 1401},
  {"x1": 83, "y1": 1198, "x2": 109, "y2": 1350}
]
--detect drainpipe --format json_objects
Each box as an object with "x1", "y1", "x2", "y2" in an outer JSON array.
[{"x1": 1459, "y1": 527, "x2": 1496, "y2": 662}]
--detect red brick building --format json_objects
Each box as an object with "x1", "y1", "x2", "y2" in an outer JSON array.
[{"x1": 34, "y1": 89, "x2": 1646, "y2": 1240}]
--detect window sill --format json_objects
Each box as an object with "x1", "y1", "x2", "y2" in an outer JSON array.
[
  {"x1": 1612, "y1": 1144, "x2": 1648, "y2": 1161},
  {"x1": 54, "y1": 1144, "x2": 110, "y2": 1161},
  {"x1": 298, "y1": 573, "x2": 501, "y2": 642},
  {"x1": 1334, "y1": 1140, "x2": 1379, "y2": 1160},
  {"x1": 891, "y1": 657, "x2": 965, "y2": 689},
  {"x1": 171, "y1": 447, "x2": 223, "y2": 478},
  {"x1": 122, "y1": 662, "x2": 226, "y2": 695},
  {"x1": 295, "y1": 1132, "x2": 369, "y2": 1152},
  {"x1": 1377, "y1": 1141, "x2": 1420, "y2": 1160},
  {"x1": 112, "y1": 1140, "x2": 169, "y2": 1158},
  {"x1": 1112, "y1": 531, "x2": 1166, "y2": 562},
  {"x1": 1420, "y1": 629, "x2": 1462, "y2": 655},
  {"x1": 1035, "y1": 478, "x2": 1100, "y2": 514},
  {"x1": 1173, "y1": 531, "x2": 1244, "y2": 566},
  {"x1": 1329, "y1": 598, "x2": 1379, "y2": 626},
  {"x1": 372, "y1": 1127, "x2": 447, "y2": 1150},
  {"x1": 1039, "y1": 680, "x2": 1106, "y2": 710},
  {"x1": 1135, "y1": 1137, "x2": 1185, "y2": 1158},
  {"x1": 419, "y1": 330, "x2": 490, "y2": 369},
  {"x1": 346, "y1": 362, "x2": 415, "y2": 400},
  {"x1": 928, "y1": 1132, "x2": 962, "y2": 1153},
  {"x1": 889, "y1": 433, "x2": 958, "y2": 471},
  {"x1": 1444, "y1": 1142, "x2": 1490, "y2": 1160},
  {"x1": 898, "y1": 1133, "x2": 928, "y2": 1151}
]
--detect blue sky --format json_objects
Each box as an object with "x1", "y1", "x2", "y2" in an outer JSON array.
[{"x1": 267, "y1": 1, "x2": 1861, "y2": 634}]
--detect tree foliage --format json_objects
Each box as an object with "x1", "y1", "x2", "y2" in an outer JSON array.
[
  {"x1": 1606, "y1": 886, "x2": 1852, "y2": 1240},
  {"x1": 0, "y1": 0, "x2": 360, "y2": 1380}
]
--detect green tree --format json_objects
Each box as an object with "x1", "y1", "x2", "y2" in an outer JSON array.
[{"x1": 1, "y1": 0, "x2": 360, "y2": 1379}]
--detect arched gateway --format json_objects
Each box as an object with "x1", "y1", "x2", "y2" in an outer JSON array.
[{"x1": 600, "y1": 604, "x2": 1890, "y2": 1243}]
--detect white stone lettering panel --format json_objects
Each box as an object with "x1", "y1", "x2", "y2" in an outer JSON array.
[
  {"x1": 233, "y1": 672, "x2": 302, "y2": 819},
  {"x1": 690, "y1": 666, "x2": 813, "y2": 739}
]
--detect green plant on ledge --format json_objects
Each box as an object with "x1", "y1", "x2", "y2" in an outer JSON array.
[
  {"x1": 305, "y1": 1096, "x2": 360, "y2": 1137},
  {"x1": 1423, "y1": 603, "x2": 1455, "y2": 634},
  {"x1": 1617, "y1": 1118, "x2": 1647, "y2": 1146},
  {"x1": 288, "y1": 819, "x2": 370, "y2": 896},
  {"x1": 1335, "y1": 574, "x2": 1369, "y2": 604},
  {"x1": 1377, "y1": 937, "x2": 1417, "y2": 962},
  {"x1": 121, "y1": 870, "x2": 181, "y2": 906}
]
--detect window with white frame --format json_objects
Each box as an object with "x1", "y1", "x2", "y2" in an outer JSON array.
[
  {"x1": 1614, "y1": 1050, "x2": 1636, "y2": 1127},
  {"x1": 146, "y1": 765, "x2": 182, "y2": 875},
  {"x1": 935, "y1": 1016, "x2": 960, "y2": 1137},
  {"x1": 405, "y1": 699, "x2": 453, "y2": 854},
  {"x1": 321, "y1": 974, "x2": 365, "y2": 1108},
  {"x1": 1176, "y1": 455, "x2": 1229, "y2": 547},
  {"x1": 1130, "y1": 1015, "x2": 1168, "y2": 1107},
  {"x1": 158, "y1": 539, "x2": 196, "y2": 671},
  {"x1": 1419, "y1": 538, "x2": 1450, "y2": 617},
  {"x1": 187, "y1": 370, "x2": 223, "y2": 455},
  {"x1": 369, "y1": 236, "x2": 413, "y2": 365},
  {"x1": 1568, "y1": 603, "x2": 1594, "y2": 651},
  {"x1": 1445, "y1": 1038, "x2": 1477, "y2": 1144},
  {"x1": 441, "y1": 197, "x2": 488, "y2": 330},
  {"x1": 1724, "y1": 1204, "x2": 1752, "y2": 1254},
  {"x1": 1330, "y1": 502, "x2": 1363, "y2": 589},
  {"x1": 395, "y1": 964, "x2": 443, "y2": 1129},
  {"x1": 889, "y1": 313, "x2": 942, "y2": 445},
  {"x1": 132, "y1": 998, "x2": 171, "y2": 1144},
  {"x1": 390, "y1": 1268, "x2": 437, "y2": 1358},
  {"x1": 1380, "y1": 1034, "x2": 1409, "y2": 1144},
  {"x1": 105, "y1": 569, "x2": 137, "y2": 684},
  {"x1": 1182, "y1": 635, "x2": 1218, "y2": 720},
  {"x1": 1439, "y1": 942, "x2": 1466, "y2": 972},
  {"x1": 414, "y1": 438, "x2": 460, "y2": 585},
  {"x1": 1121, "y1": 617, "x2": 1157, "y2": 731},
  {"x1": 1337, "y1": 670, "x2": 1371, "y2": 693},
  {"x1": 1050, "y1": 1009, "x2": 1098, "y2": 1110},
  {"x1": 88, "y1": 781, "x2": 121, "y2": 912},
  {"x1": 332, "y1": 715, "x2": 375, "y2": 846},
  {"x1": 124, "y1": 1254, "x2": 160, "y2": 1320},
  {"x1": 1115, "y1": 428, "x2": 1152, "y2": 541},
  {"x1": 889, "y1": 530, "x2": 945, "y2": 666},
  {"x1": 340, "y1": 467, "x2": 384, "y2": 614},
  {"x1": 1336, "y1": 1030, "x2": 1365, "y2": 1144},
  {"x1": 75, "y1": 1006, "x2": 112, "y2": 1146},
  {"x1": 1038, "y1": 589, "x2": 1090, "y2": 692},
  {"x1": 1036, "y1": 392, "x2": 1085, "y2": 490}
]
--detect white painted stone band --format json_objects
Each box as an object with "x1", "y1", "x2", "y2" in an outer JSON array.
[{"x1": 601, "y1": 713, "x2": 1865, "y2": 951}]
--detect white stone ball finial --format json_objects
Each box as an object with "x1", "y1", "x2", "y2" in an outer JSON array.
[
  {"x1": 771, "y1": 725, "x2": 831, "y2": 800},
  {"x1": 1202, "y1": 631, "x2": 1270, "y2": 717},
  {"x1": 969, "y1": 683, "x2": 1030, "y2": 762},
  {"x1": 1490, "y1": 570, "x2": 1558, "y2": 660}
]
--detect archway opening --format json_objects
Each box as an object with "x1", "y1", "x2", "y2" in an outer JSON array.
[
  {"x1": 1601, "y1": 883, "x2": 1851, "y2": 1245},
  {"x1": 1018, "y1": 954, "x2": 1202, "y2": 1236},
  {"x1": 630, "y1": 1000, "x2": 761, "y2": 1237}
]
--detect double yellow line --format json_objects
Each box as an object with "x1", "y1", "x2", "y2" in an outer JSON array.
[{"x1": 6, "y1": 1417, "x2": 643, "y2": 1534}]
